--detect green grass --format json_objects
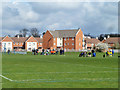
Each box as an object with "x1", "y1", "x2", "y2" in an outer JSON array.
[{"x1": 2, "y1": 52, "x2": 118, "y2": 88}]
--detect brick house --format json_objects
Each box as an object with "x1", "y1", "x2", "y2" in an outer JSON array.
[
  {"x1": 0, "y1": 36, "x2": 43, "y2": 52},
  {"x1": 102, "y1": 37, "x2": 120, "y2": 49},
  {"x1": 43, "y1": 29, "x2": 83, "y2": 51},
  {"x1": 0, "y1": 36, "x2": 13, "y2": 52},
  {"x1": 84, "y1": 37, "x2": 101, "y2": 50}
]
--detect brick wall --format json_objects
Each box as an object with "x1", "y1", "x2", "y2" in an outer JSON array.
[
  {"x1": 43, "y1": 30, "x2": 53, "y2": 49},
  {"x1": 63, "y1": 37, "x2": 75, "y2": 50},
  {"x1": 75, "y1": 29, "x2": 83, "y2": 50}
]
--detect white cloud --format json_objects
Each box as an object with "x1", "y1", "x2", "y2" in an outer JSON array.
[{"x1": 2, "y1": 2, "x2": 118, "y2": 36}]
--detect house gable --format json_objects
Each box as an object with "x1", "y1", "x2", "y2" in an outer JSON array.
[
  {"x1": 2, "y1": 36, "x2": 13, "y2": 42},
  {"x1": 26, "y1": 36, "x2": 38, "y2": 42}
]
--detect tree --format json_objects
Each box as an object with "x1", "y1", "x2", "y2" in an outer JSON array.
[
  {"x1": 30, "y1": 28, "x2": 40, "y2": 37},
  {"x1": 95, "y1": 43, "x2": 109, "y2": 52},
  {"x1": 20, "y1": 28, "x2": 29, "y2": 37}
]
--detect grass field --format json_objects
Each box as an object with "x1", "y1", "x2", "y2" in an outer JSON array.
[{"x1": 1, "y1": 52, "x2": 118, "y2": 88}]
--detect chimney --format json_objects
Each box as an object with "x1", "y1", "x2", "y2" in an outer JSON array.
[
  {"x1": 104, "y1": 37, "x2": 106, "y2": 40},
  {"x1": 40, "y1": 35, "x2": 43, "y2": 38},
  {"x1": 107, "y1": 35, "x2": 110, "y2": 38},
  {"x1": 17, "y1": 35, "x2": 19, "y2": 39}
]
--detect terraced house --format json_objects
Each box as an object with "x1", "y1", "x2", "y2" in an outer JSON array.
[
  {"x1": 84, "y1": 37, "x2": 101, "y2": 50},
  {"x1": 43, "y1": 28, "x2": 84, "y2": 51},
  {"x1": 102, "y1": 37, "x2": 120, "y2": 49},
  {"x1": 0, "y1": 36, "x2": 43, "y2": 52}
]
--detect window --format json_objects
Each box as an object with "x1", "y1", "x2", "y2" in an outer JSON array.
[
  {"x1": 68, "y1": 37, "x2": 69, "y2": 40},
  {"x1": 33, "y1": 43, "x2": 35, "y2": 46},
  {"x1": 8, "y1": 43, "x2": 11, "y2": 45},
  {"x1": 54, "y1": 38, "x2": 55, "y2": 41},
  {"x1": 72, "y1": 37, "x2": 74, "y2": 40},
  {"x1": 65, "y1": 43, "x2": 67, "y2": 46},
  {"x1": 13, "y1": 42, "x2": 15, "y2": 45},
  {"x1": 40, "y1": 43, "x2": 42, "y2": 45},
  {"x1": 29, "y1": 43, "x2": 31, "y2": 46},
  {"x1": 68, "y1": 43, "x2": 69, "y2": 45},
  {"x1": 79, "y1": 38, "x2": 81, "y2": 40},
  {"x1": 72, "y1": 48, "x2": 74, "y2": 50},
  {"x1": 65, "y1": 38, "x2": 66, "y2": 41},
  {"x1": 60, "y1": 43, "x2": 62, "y2": 45},
  {"x1": 79, "y1": 43, "x2": 81, "y2": 46},
  {"x1": 54, "y1": 43, "x2": 55, "y2": 45},
  {"x1": 16, "y1": 43, "x2": 18, "y2": 45},
  {"x1": 60, "y1": 38, "x2": 62, "y2": 40},
  {"x1": 28, "y1": 48, "x2": 31, "y2": 50},
  {"x1": 72, "y1": 43, "x2": 74, "y2": 45}
]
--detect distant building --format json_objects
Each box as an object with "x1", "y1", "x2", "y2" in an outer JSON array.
[
  {"x1": 84, "y1": 38, "x2": 101, "y2": 50},
  {"x1": 102, "y1": 37, "x2": 120, "y2": 49},
  {"x1": 43, "y1": 28, "x2": 84, "y2": 51}
]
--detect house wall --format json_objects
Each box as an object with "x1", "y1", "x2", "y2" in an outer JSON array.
[
  {"x1": 1, "y1": 36, "x2": 13, "y2": 51},
  {"x1": 63, "y1": 37, "x2": 75, "y2": 50},
  {"x1": 25, "y1": 36, "x2": 38, "y2": 51},
  {"x1": 75, "y1": 29, "x2": 83, "y2": 51},
  {"x1": 52, "y1": 38, "x2": 57, "y2": 50},
  {"x1": 57, "y1": 38, "x2": 63, "y2": 47},
  {"x1": 43, "y1": 31, "x2": 53, "y2": 49},
  {"x1": 2, "y1": 42, "x2": 13, "y2": 51},
  {"x1": 27, "y1": 42, "x2": 37, "y2": 51}
]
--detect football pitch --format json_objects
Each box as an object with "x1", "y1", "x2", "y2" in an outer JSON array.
[{"x1": 1, "y1": 52, "x2": 119, "y2": 88}]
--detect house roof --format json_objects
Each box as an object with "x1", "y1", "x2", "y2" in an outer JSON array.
[
  {"x1": 11, "y1": 37, "x2": 28, "y2": 43},
  {"x1": 35, "y1": 37, "x2": 43, "y2": 43},
  {"x1": 85, "y1": 38, "x2": 101, "y2": 44},
  {"x1": 49, "y1": 29, "x2": 79, "y2": 38},
  {"x1": 0, "y1": 37, "x2": 4, "y2": 41},
  {"x1": 0, "y1": 36, "x2": 43, "y2": 43},
  {"x1": 103, "y1": 37, "x2": 120, "y2": 44}
]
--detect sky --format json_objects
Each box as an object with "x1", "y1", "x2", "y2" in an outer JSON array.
[{"x1": 1, "y1": 2, "x2": 118, "y2": 37}]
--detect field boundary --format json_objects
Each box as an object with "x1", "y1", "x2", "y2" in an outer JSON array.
[
  {"x1": 0, "y1": 74, "x2": 118, "y2": 83},
  {"x1": 0, "y1": 75, "x2": 13, "y2": 81}
]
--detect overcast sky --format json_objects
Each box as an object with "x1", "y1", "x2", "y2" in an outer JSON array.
[{"x1": 2, "y1": 2, "x2": 118, "y2": 37}]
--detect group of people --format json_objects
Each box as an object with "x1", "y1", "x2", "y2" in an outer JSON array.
[
  {"x1": 103, "y1": 49, "x2": 114, "y2": 57},
  {"x1": 32, "y1": 49, "x2": 39, "y2": 55},
  {"x1": 79, "y1": 50, "x2": 96, "y2": 57},
  {"x1": 32, "y1": 48, "x2": 64, "y2": 55}
]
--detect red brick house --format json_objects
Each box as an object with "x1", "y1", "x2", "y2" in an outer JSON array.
[
  {"x1": 0, "y1": 36, "x2": 43, "y2": 52},
  {"x1": 0, "y1": 36, "x2": 14, "y2": 52},
  {"x1": 43, "y1": 29, "x2": 83, "y2": 51},
  {"x1": 102, "y1": 37, "x2": 120, "y2": 49},
  {"x1": 84, "y1": 37, "x2": 101, "y2": 50}
]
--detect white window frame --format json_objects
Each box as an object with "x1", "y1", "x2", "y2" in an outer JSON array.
[
  {"x1": 72, "y1": 37, "x2": 74, "y2": 40},
  {"x1": 68, "y1": 37, "x2": 69, "y2": 40},
  {"x1": 65, "y1": 43, "x2": 67, "y2": 46},
  {"x1": 72, "y1": 43, "x2": 74, "y2": 45},
  {"x1": 65, "y1": 38, "x2": 66, "y2": 41},
  {"x1": 54, "y1": 43, "x2": 56, "y2": 45}
]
